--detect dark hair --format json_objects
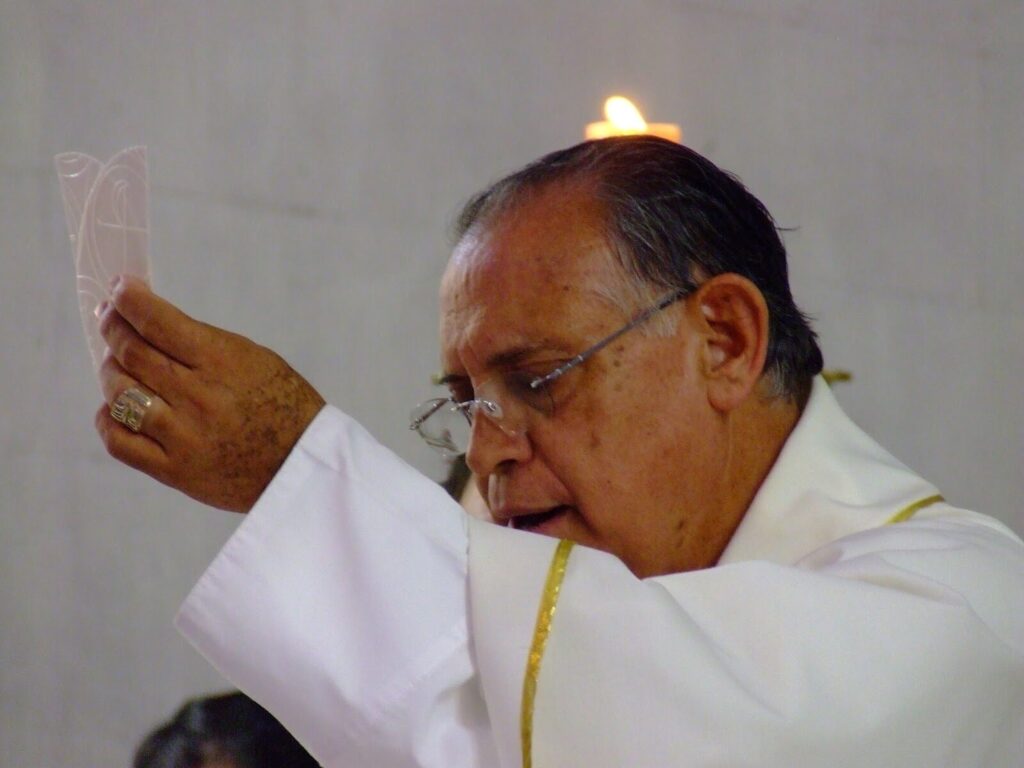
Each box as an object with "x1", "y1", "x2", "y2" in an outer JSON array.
[
  {"x1": 441, "y1": 453, "x2": 473, "y2": 500},
  {"x1": 132, "y1": 691, "x2": 318, "y2": 768},
  {"x1": 455, "y1": 136, "x2": 823, "y2": 402}
]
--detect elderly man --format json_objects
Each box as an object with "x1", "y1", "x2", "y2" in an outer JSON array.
[{"x1": 96, "y1": 137, "x2": 1024, "y2": 767}]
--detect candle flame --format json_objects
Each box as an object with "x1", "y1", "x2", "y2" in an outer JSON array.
[
  {"x1": 585, "y1": 96, "x2": 681, "y2": 143},
  {"x1": 603, "y1": 96, "x2": 648, "y2": 133}
]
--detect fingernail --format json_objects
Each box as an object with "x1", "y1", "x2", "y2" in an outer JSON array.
[
  {"x1": 109, "y1": 275, "x2": 123, "y2": 293},
  {"x1": 94, "y1": 300, "x2": 110, "y2": 318}
]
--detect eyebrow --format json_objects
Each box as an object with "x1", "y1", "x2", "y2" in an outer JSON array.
[{"x1": 436, "y1": 372, "x2": 467, "y2": 387}]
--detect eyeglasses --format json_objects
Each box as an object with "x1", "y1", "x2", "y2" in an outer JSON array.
[{"x1": 409, "y1": 289, "x2": 687, "y2": 457}]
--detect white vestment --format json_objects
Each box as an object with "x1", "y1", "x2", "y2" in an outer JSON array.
[{"x1": 176, "y1": 379, "x2": 1024, "y2": 767}]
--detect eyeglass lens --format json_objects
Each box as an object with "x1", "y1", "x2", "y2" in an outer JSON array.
[{"x1": 410, "y1": 398, "x2": 472, "y2": 457}]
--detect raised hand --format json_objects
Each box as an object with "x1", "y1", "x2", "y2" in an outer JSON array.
[{"x1": 95, "y1": 276, "x2": 326, "y2": 512}]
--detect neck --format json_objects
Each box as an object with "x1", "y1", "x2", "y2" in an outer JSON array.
[{"x1": 685, "y1": 392, "x2": 802, "y2": 572}]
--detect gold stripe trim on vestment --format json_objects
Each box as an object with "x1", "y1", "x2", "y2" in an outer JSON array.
[
  {"x1": 886, "y1": 493, "x2": 944, "y2": 524},
  {"x1": 521, "y1": 539, "x2": 575, "y2": 768},
  {"x1": 512, "y1": 496, "x2": 939, "y2": 764}
]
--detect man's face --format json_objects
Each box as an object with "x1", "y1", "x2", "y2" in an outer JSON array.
[{"x1": 440, "y1": 184, "x2": 730, "y2": 577}]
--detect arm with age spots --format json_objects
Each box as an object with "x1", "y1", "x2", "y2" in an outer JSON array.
[{"x1": 95, "y1": 276, "x2": 326, "y2": 512}]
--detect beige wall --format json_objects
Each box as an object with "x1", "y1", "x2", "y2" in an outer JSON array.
[{"x1": 2, "y1": 1, "x2": 1021, "y2": 764}]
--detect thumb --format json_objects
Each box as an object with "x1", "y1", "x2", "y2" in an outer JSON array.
[{"x1": 110, "y1": 275, "x2": 208, "y2": 367}]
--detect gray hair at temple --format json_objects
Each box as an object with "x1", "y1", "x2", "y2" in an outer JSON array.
[{"x1": 453, "y1": 136, "x2": 824, "y2": 403}]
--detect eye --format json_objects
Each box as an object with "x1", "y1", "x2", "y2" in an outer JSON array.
[
  {"x1": 503, "y1": 361, "x2": 567, "y2": 415},
  {"x1": 505, "y1": 368, "x2": 542, "y2": 399}
]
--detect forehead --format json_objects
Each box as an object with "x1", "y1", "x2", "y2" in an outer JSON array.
[{"x1": 440, "y1": 185, "x2": 624, "y2": 366}]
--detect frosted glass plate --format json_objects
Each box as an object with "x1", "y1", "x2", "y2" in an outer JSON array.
[{"x1": 55, "y1": 146, "x2": 152, "y2": 383}]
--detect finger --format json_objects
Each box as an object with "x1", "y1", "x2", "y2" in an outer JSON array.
[
  {"x1": 98, "y1": 355, "x2": 177, "y2": 444},
  {"x1": 95, "y1": 404, "x2": 172, "y2": 481},
  {"x1": 110, "y1": 275, "x2": 208, "y2": 367},
  {"x1": 99, "y1": 304, "x2": 192, "y2": 404}
]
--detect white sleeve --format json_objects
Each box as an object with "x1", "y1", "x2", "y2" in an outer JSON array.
[
  {"x1": 468, "y1": 518, "x2": 1024, "y2": 767},
  {"x1": 175, "y1": 405, "x2": 498, "y2": 768}
]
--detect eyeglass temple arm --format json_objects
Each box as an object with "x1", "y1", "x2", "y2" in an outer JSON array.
[
  {"x1": 529, "y1": 289, "x2": 687, "y2": 391},
  {"x1": 409, "y1": 397, "x2": 451, "y2": 430}
]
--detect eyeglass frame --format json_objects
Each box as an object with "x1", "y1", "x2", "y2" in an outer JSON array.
[{"x1": 409, "y1": 287, "x2": 690, "y2": 454}]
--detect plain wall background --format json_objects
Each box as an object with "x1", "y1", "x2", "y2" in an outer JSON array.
[{"x1": 2, "y1": 1, "x2": 1021, "y2": 764}]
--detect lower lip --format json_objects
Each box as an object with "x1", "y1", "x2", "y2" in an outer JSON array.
[{"x1": 512, "y1": 506, "x2": 571, "y2": 536}]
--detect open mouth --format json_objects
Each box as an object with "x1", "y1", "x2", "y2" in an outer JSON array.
[{"x1": 510, "y1": 505, "x2": 571, "y2": 531}]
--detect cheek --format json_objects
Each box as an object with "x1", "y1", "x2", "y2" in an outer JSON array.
[
  {"x1": 577, "y1": 372, "x2": 680, "y2": 463},
  {"x1": 543, "y1": 402, "x2": 647, "y2": 527},
  {"x1": 574, "y1": 362, "x2": 707, "y2": 508},
  {"x1": 550, "y1": 373, "x2": 642, "y2": 469},
  {"x1": 534, "y1": 340, "x2": 704, "y2": 529}
]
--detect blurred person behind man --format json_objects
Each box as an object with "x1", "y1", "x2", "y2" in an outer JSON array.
[{"x1": 133, "y1": 691, "x2": 318, "y2": 768}]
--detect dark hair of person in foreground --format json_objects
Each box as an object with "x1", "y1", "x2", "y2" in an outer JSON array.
[{"x1": 133, "y1": 691, "x2": 318, "y2": 768}]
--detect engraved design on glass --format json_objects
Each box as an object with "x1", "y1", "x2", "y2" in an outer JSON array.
[{"x1": 55, "y1": 146, "x2": 151, "y2": 380}]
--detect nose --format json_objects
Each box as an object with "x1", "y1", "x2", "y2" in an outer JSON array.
[{"x1": 464, "y1": 405, "x2": 532, "y2": 478}]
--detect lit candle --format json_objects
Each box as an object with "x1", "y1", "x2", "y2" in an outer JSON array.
[{"x1": 585, "y1": 96, "x2": 682, "y2": 143}]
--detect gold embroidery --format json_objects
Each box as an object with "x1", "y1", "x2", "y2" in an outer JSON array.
[
  {"x1": 886, "y1": 493, "x2": 944, "y2": 524},
  {"x1": 521, "y1": 539, "x2": 574, "y2": 768}
]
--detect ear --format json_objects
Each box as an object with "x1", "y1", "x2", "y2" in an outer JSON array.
[{"x1": 688, "y1": 273, "x2": 770, "y2": 413}]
